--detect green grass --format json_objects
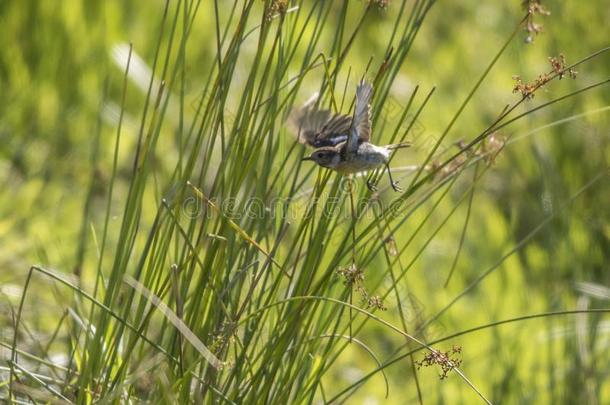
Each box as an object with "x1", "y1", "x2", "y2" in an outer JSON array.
[{"x1": 1, "y1": 0, "x2": 609, "y2": 403}]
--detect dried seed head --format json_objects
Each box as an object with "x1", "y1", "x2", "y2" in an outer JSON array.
[
  {"x1": 512, "y1": 53, "x2": 577, "y2": 99},
  {"x1": 415, "y1": 346, "x2": 463, "y2": 380},
  {"x1": 265, "y1": 0, "x2": 289, "y2": 22},
  {"x1": 522, "y1": 0, "x2": 550, "y2": 43},
  {"x1": 369, "y1": 0, "x2": 390, "y2": 9}
]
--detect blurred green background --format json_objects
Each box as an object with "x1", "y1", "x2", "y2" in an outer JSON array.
[{"x1": 1, "y1": 0, "x2": 609, "y2": 403}]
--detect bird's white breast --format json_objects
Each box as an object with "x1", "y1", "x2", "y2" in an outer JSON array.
[{"x1": 334, "y1": 143, "x2": 390, "y2": 174}]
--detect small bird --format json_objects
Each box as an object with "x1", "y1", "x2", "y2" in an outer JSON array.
[{"x1": 291, "y1": 80, "x2": 410, "y2": 191}]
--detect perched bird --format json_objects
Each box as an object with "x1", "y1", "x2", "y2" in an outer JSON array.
[{"x1": 291, "y1": 80, "x2": 410, "y2": 191}]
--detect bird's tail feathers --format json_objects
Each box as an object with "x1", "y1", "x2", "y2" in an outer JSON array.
[{"x1": 385, "y1": 141, "x2": 412, "y2": 150}]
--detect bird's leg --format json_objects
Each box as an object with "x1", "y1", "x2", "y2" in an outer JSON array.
[
  {"x1": 385, "y1": 163, "x2": 402, "y2": 192},
  {"x1": 366, "y1": 171, "x2": 378, "y2": 192}
]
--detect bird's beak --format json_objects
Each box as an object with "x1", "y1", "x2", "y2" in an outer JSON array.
[{"x1": 302, "y1": 156, "x2": 313, "y2": 161}]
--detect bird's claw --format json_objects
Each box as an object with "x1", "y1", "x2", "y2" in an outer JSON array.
[
  {"x1": 391, "y1": 181, "x2": 403, "y2": 192},
  {"x1": 366, "y1": 179, "x2": 378, "y2": 192}
]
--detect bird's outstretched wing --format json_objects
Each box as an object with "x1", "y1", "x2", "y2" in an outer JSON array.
[
  {"x1": 289, "y1": 81, "x2": 372, "y2": 149},
  {"x1": 346, "y1": 80, "x2": 372, "y2": 155},
  {"x1": 290, "y1": 108, "x2": 352, "y2": 148}
]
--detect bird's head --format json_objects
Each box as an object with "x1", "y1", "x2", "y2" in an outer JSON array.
[{"x1": 302, "y1": 147, "x2": 341, "y2": 169}]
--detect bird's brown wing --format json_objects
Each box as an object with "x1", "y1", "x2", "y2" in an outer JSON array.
[
  {"x1": 290, "y1": 107, "x2": 329, "y2": 146},
  {"x1": 289, "y1": 82, "x2": 372, "y2": 149},
  {"x1": 290, "y1": 106, "x2": 353, "y2": 148},
  {"x1": 313, "y1": 113, "x2": 352, "y2": 147}
]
